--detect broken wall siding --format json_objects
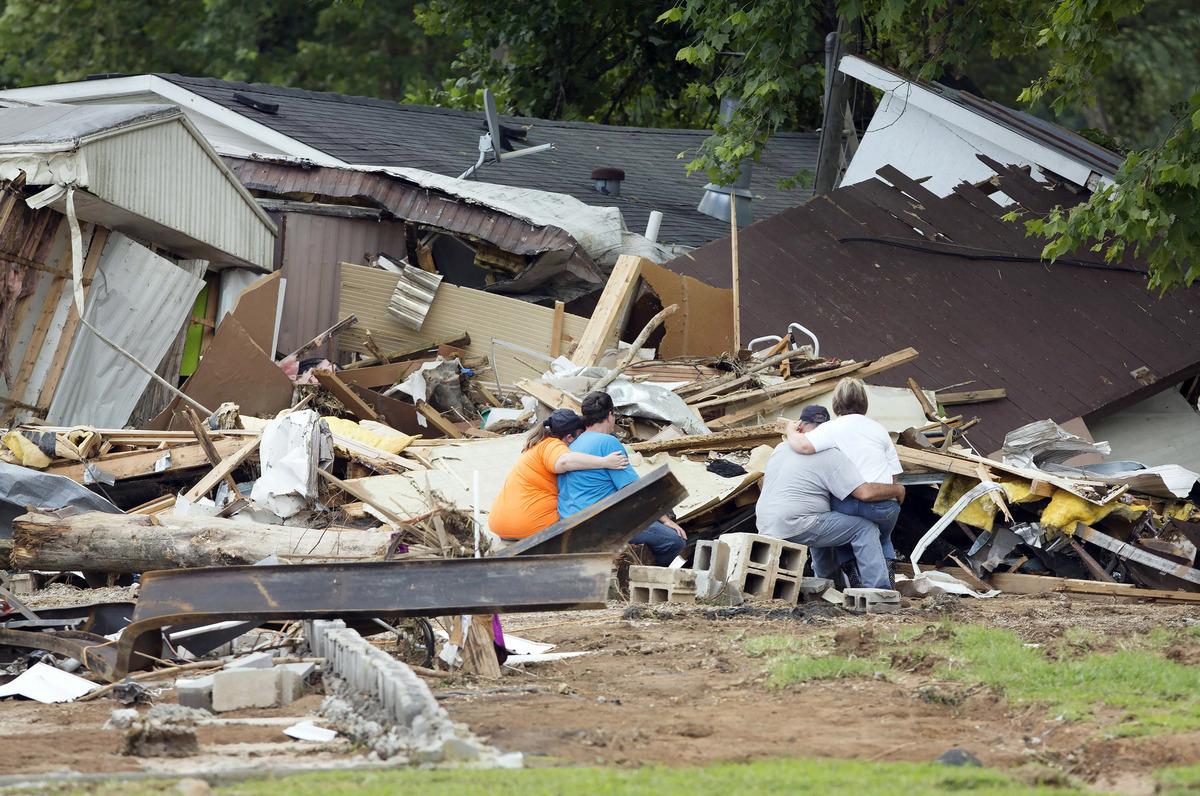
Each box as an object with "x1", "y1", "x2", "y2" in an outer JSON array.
[
  {"x1": 46, "y1": 233, "x2": 204, "y2": 427},
  {"x1": 339, "y1": 263, "x2": 589, "y2": 386},
  {"x1": 640, "y1": 260, "x2": 734, "y2": 358},
  {"x1": 80, "y1": 120, "x2": 276, "y2": 270},
  {"x1": 275, "y1": 213, "x2": 410, "y2": 358}
]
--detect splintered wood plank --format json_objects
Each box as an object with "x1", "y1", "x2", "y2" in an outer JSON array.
[
  {"x1": 515, "y1": 379, "x2": 582, "y2": 413},
  {"x1": 550, "y1": 300, "x2": 565, "y2": 359},
  {"x1": 44, "y1": 436, "x2": 245, "y2": 483},
  {"x1": 936, "y1": 389, "x2": 1007, "y2": 405},
  {"x1": 182, "y1": 407, "x2": 244, "y2": 499},
  {"x1": 907, "y1": 378, "x2": 940, "y2": 421},
  {"x1": 571, "y1": 255, "x2": 644, "y2": 367},
  {"x1": 706, "y1": 348, "x2": 918, "y2": 429},
  {"x1": 415, "y1": 400, "x2": 464, "y2": 439},
  {"x1": 182, "y1": 437, "x2": 262, "y2": 502},
  {"x1": 314, "y1": 370, "x2": 383, "y2": 423}
]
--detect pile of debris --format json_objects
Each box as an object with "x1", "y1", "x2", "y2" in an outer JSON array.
[{"x1": 5, "y1": 247, "x2": 1200, "y2": 776}]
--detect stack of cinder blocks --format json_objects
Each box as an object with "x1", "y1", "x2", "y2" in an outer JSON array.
[
  {"x1": 626, "y1": 533, "x2": 810, "y2": 605},
  {"x1": 694, "y1": 533, "x2": 808, "y2": 603}
]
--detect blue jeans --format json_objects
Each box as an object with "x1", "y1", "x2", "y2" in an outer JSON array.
[
  {"x1": 784, "y1": 511, "x2": 890, "y2": 589},
  {"x1": 831, "y1": 496, "x2": 899, "y2": 565},
  {"x1": 632, "y1": 521, "x2": 686, "y2": 566}
]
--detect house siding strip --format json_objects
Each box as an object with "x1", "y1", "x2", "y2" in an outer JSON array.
[{"x1": 83, "y1": 122, "x2": 274, "y2": 269}]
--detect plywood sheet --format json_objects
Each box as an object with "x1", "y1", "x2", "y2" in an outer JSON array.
[
  {"x1": 640, "y1": 260, "x2": 734, "y2": 358},
  {"x1": 338, "y1": 263, "x2": 589, "y2": 387},
  {"x1": 227, "y1": 270, "x2": 281, "y2": 355}
]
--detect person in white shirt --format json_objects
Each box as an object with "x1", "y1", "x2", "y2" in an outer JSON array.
[{"x1": 784, "y1": 378, "x2": 903, "y2": 587}]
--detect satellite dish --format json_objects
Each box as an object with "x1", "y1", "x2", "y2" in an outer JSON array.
[
  {"x1": 482, "y1": 89, "x2": 503, "y2": 165},
  {"x1": 458, "y1": 88, "x2": 554, "y2": 180}
]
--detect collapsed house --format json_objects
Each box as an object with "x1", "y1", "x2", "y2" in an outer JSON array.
[{"x1": 3, "y1": 63, "x2": 1200, "y2": 774}]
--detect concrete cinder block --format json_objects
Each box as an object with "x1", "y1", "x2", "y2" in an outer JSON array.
[
  {"x1": 693, "y1": 540, "x2": 730, "y2": 577},
  {"x1": 797, "y1": 577, "x2": 835, "y2": 602},
  {"x1": 277, "y1": 661, "x2": 317, "y2": 683},
  {"x1": 843, "y1": 588, "x2": 900, "y2": 614},
  {"x1": 176, "y1": 674, "x2": 215, "y2": 712},
  {"x1": 277, "y1": 668, "x2": 305, "y2": 704},
  {"x1": 7, "y1": 573, "x2": 36, "y2": 595},
  {"x1": 628, "y1": 566, "x2": 697, "y2": 603},
  {"x1": 768, "y1": 573, "x2": 800, "y2": 603},
  {"x1": 223, "y1": 651, "x2": 274, "y2": 670},
  {"x1": 211, "y1": 668, "x2": 279, "y2": 712}
]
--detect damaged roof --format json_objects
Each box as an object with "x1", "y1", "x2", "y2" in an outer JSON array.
[
  {"x1": 0, "y1": 75, "x2": 818, "y2": 250},
  {"x1": 664, "y1": 158, "x2": 1200, "y2": 453}
]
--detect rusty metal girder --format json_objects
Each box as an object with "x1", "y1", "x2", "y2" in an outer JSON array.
[
  {"x1": 499, "y1": 464, "x2": 687, "y2": 558},
  {"x1": 0, "y1": 553, "x2": 611, "y2": 683}
]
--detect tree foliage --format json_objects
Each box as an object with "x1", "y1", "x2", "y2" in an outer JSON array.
[
  {"x1": 0, "y1": 0, "x2": 456, "y2": 102},
  {"x1": 411, "y1": 0, "x2": 707, "y2": 127}
]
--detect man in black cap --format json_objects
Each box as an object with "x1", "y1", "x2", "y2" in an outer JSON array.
[{"x1": 755, "y1": 404, "x2": 905, "y2": 589}]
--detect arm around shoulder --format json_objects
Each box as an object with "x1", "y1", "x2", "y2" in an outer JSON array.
[{"x1": 851, "y1": 481, "x2": 906, "y2": 504}]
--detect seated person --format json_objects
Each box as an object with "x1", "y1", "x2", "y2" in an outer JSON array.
[
  {"x1": 488, "y1": 408, "x2": 628, "y2": 540},
  {"x1": 757, "y1": 404, "x2": 905, "y2": 589},
  {"x1": 784, "y1": 381, "x2": 903, "y2": 586},
  {"x1": 558, "y1": 391, "x2": 687, "y2": 566}
]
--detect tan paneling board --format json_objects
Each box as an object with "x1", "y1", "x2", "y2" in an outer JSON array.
[{"x1": 338, "y1": 263, "x2": 589, "y2": 387}]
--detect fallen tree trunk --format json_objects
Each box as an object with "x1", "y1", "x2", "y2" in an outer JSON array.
[{"x1": 12, "y1": 511, "x2": 392, "y2": 574}]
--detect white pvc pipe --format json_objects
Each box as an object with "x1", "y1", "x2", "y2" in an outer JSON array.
[{"x1": 644, "y1": 210, "x2": 663, "y2": 243}]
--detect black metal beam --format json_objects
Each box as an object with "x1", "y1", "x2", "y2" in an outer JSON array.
[{"x1": 499, "y1": 464, "x2": 687, "y2": 558}]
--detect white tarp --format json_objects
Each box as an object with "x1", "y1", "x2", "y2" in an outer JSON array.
[
  {"x1": 0, "y1": 662, "x2": 99, "y2": 703},
  {"x1": 45, "y1": 233, "x2": 204, "y2": 427}
]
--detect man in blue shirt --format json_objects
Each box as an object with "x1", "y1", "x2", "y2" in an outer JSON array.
[{"x1": 558, "y1": 391, "x2": 687, "y2": 566}]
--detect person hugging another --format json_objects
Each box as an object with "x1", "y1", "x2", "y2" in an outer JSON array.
[
  {"x1": 557, "y1": 391, "x2": 687, "y2": 566},
  {"x1": 489, "y1": 408, "x2": 628, "y2": 542},
  {"x1": 784, "y1": 377, "x2": 904, "y2": 586}
]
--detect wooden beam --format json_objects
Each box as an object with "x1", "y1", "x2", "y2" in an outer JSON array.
[
  {"x1": 936, "y1": 388, "x2": 1007, "y2": 405},
  {"x1": 515, "y1": 379, "x2": 582, "y2": 413},
  {"x1": 682, "y1": 349, "x2": 831, "y2": 405},
  {"x1": 706, "y1": 348, "x2": 918, "y2": 429},
  {"x1": 36, "y1": 227, "x2": 110, "y2": 411},
  {"x1": 340, "y1": 332, "x2": 470, "y2": 370},
  {"x1": 550, "y1": 300, "x2": 565, "y2": 359},
  {"x1": 630, "y1": 422, "x2": 781, "y2": 455},
  {"x1": 1074, "y1": 523, "x2": 1200, "y2": 586},
  {"x1": 907, "y1": 378, "x2": 940, "y2": 421},
  {"x1": 44, "y1": 436, "x2": 246, "y2": 483},
  {"x1": 314, "y1": 370, "x2": 383, "y2": 423},
  {"x1": 975, "y1": 463, "x2": 1012, "y2": 521},
  {"x1": 571, "y1": 255, "x2": 644, "y2": 367},
  {"x1": 182, "y1": 408, "x2": 243, "y2": 499},
  {"x1": 335, "y1": 360, "x2": 423, "y2": 390},
  {"x1": 287, "y1": 314, "x2": 358, "y2": 361},
  {"x1": 415, "y1": 400, "x2": 464, "y2": 438},
  {"x1": 182, "y1": 437, "x2": 262, "y2": 503}
]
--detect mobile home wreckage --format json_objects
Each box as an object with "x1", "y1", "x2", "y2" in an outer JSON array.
[{"x1": 3, "y1": 71, "x2": 1200, "y2": 772}]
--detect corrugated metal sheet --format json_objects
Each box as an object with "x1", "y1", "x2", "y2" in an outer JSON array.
[
  {"x1": 225, "y1": 157, "x2": 603, "y2": 287},
  {"x1": 663, "y1": 161, "x2": 1200, "y2": 453},
  {"x1": 274, "y1": 212, "x2": 410, "y2": 357},
  {"x1": 386, "y1": 265, "x2": 442, "y2": 331},
  {"x1": 83, "y1": 120, "x2": 275, "y2": 270},
  {"x1": 339, "y1": 263, "x2": 589, "y2": 387},
  {"x1": 46, "y1": 232, "x2": 204, "y2": 427}
]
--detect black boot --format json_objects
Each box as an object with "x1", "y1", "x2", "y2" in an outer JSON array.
[{"x1": 839, "y1": 560, "x2": 862, "y2": 590}]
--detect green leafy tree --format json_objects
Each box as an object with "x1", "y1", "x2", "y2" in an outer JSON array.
[
  {"x1": 411, "y1": 0, "x2": 709, "y2": 127},
  {"x1": 0, "y1": 0, "x2": 456, "y2": 102}
]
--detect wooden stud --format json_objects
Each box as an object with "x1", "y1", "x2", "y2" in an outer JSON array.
[
  {"x1": 44, "y1": 436, "x2": 246, "y2": 483},
  {"x1": 515, "y1": 379, "x2": 582, "y2": 413},
  {"x1": 936, "y1": 388, "x2": 1007, "y2": 405},
  {"x1": 182, "y1": 436, "x2": 261, "y2": 503},
  {"x1": 415, "y1": 400, "x2": 464, "y2": 439},
  {"x1": 975, "y1": 463, "x2": 1012, "y2": 521},
  {"x1": 314, "y1": 370, "x2": 384, "y2": 423},
  {"x1": 707, "y1": 348, "x2": 918, "y2": 429},
  {"x1": 550, "y1": 300, "x2": 565, "y2": 359},
  {"x1": 182, "y1": 407, "x2": 243, "y2": 499},
  {"x1": 571, "y1": 255, "x2": 644, "y2": 367},
  {"x1": 907, "y1": 377, "x2": 940, "y2": 421}
]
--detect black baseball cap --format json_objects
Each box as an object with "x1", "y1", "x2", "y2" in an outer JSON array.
[
  {"x1": 545, "y1": 408, "x2": 586, "y2": 435},
  {"x1": 799, "y1": 405, "x2": 830, "y2": 424}
]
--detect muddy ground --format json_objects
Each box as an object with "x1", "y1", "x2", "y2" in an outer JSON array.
[{"x1": 2, "y1": 593, "x2": 1199, "y2": 795}]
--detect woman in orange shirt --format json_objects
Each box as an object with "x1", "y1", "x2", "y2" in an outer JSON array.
[{"x1": 489, "y1": 409, "x2": 629, "y2": 540}]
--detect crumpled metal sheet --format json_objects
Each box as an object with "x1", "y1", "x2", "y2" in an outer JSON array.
[
  {"x1": 1001, "y1": 419, "x2": 1111, "y2": 470},
  {"x1": 542, "y1": 365, "x2": 711, "y2": 436}
]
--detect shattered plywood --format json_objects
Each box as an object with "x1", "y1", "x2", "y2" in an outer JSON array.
[
  {"x1": 339, "y1": 263, "x2": 589, "y2": 386},
  {"x1": 640, "y1": 260, "x2": 734, "y2": 358}
]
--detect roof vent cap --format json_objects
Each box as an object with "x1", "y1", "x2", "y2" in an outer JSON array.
[
  {"x1": 233, "y1": 92, "x2": 279, "y2": 114},
  {"x1": 591, "y1": 167, "x2": 625, "y2": 198}
]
